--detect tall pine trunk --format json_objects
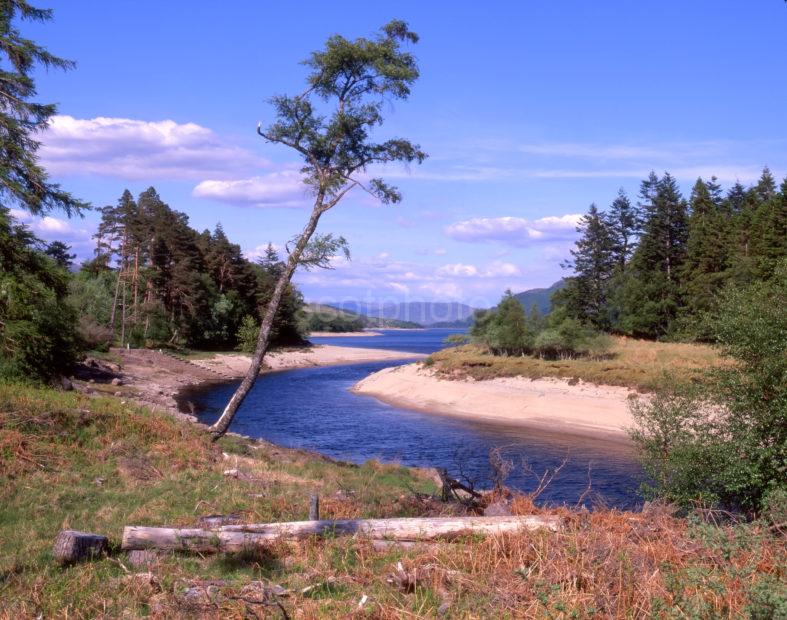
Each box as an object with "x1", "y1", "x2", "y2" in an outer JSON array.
[{"x1": 209, "y1": 199, "x2": 325, "y2": 440}]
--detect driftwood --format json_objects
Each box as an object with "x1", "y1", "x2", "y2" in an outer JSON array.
[
  {"x1": 122, "y1": 515, "x2": 561, "y2": 553},
  {"x1": 437, "y1": 468, "x2": 482, "y2": 502},
  {"x1": 53, "y1": 530, "x2": 108, "y2": 565}
]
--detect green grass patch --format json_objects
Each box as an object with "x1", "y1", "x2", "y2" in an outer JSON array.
[{"x1": 431, "y1": 336, "x2": 725, "y2": 390}]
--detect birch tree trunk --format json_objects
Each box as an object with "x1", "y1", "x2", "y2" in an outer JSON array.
[{"x1": 209, "y1": 200, "x2": 326, "y2": 439}]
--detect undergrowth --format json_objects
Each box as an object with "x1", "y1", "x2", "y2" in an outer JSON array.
[{"x1": 1, "y1": 382, "x2": 783, "y2": 618}]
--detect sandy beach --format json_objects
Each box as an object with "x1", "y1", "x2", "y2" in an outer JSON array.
[
  {"x1": 191, "y1": 345, "x2": 423, "y2": 376},
  {"x1": 352, "y1": 362, "x2": 637, "y2": 442}
]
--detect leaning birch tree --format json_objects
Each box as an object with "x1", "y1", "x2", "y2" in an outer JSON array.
[{"x1": 209, "y1": 20, "x2": 426, "y2": 439}]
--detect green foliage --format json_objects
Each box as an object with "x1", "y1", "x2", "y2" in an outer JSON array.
[
  {"x1": 0, "y1": 1, "x2": 88, "y2": 216},
  {"x1": 631, "y1": 260, "x2": 787, "y2": 511},
  {"x1": 44, "y1": 240, "x2": 76, "y2": 269},
  {"x1": 617, "y1": 173, "x2": 689, "y2": 338},
  {"x1": 78, "y1": 189, "x2": 305, "y2": 350},
  {"x1": 558, "y1": 168, "x2": 787, "y2": 341},
  {"x1": 533, "y1": 317, "x2": 609, "y2": 360},
  {"x1": 444, "y1": 333, "x2": 470, "y2": 345},
  {"x1": 472, "y1": 292, "x2": 607, "y2": 360},
  {"x1": 67, "y1": 270, "x2": 114, "y2": 350},
  {"x1": 259, "y1": 19, "x2": 425, "y2": 209},
  {"x1": 0, "y1": 207, "x2": 78, "y2": 380},
  {"x1": 304, "y1": 308, "x2": 364, "y2": 333},
  {"x1": 235, "y1": 315, "x2": 259, "y2": 353}
]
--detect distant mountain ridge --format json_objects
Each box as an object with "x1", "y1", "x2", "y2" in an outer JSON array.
[
  {"x1": 305, "y1": 304, "x2": 420, "y2": 330},
  {"x1": 329, "y1": 301, "x2": 476, "y2": 326},
  {"x1": 513, "y1": 280, "x2": 565, "y2": 315}
]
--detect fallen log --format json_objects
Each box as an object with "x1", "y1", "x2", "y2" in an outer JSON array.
[
  {"x1": 122, "y1": 515, "x2": 561, "y2": 553},
  {"x1": 53, "y1": 529, "x2": 108, "y2": 565}
]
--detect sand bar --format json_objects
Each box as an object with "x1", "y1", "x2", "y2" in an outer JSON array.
[
  {"x1": 352, "y1": 362, "x2": 637, "y2": 442},
  {"x1": 191, "y1": 345, "x2": 424, "y2": 376}
]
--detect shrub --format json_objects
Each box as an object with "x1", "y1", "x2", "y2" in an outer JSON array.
[
  {"x1": 0, "y1": 208, "x2": 79, "y2": 381},
  {"x1": 236, "y1": 315, "x2": 259, "y2": 353},
  {"x1": 532, "y1": 318, "x2": 609, "y2": 359},
  {"x1": 630, "y1": 259, "x2": 787, "y2": 512},
  {"x1": 77, "y1": 317, "x2": 113, "y2": 352}
]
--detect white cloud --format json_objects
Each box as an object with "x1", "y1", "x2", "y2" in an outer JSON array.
[
  {"x1": 193, "y1": 171, "x2": 310, "y2": 208},
  {"x1": 436, "y1": 260, "x2": 521, "y2": 279},
  {"x1": 294, "y1": 245, "x2": 567, "y2": 306},
  {"x1": 418, "y1": 282, "x2": 462, "y2": 299},
  {"x1": 387, "y1": 282, "x2": 410, "y2": 295},
  {"x1": 436, "y1": 263, "x2": 478, "y2": 277},
  {"x1": 9, "y1": 209, "x2": 95, "y2": 261},
  {"x1": 484, "y1": 260, "x2": 521, "y2": 277},
  {"x1": 41, "y1": 115, "x2": 268, "y2": 180},
  {"x1": 10, "y1": 209, "x2": 91, "y2": 240},
  {"x1": 445, "y1": 214, "x2": 582, "y2": 245}
]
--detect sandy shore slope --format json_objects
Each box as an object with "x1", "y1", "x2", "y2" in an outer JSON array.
[
  {"x1": 106, "y1": 345, "x2": 423, "y2": 420},
  {"x1": 352, "y1": 363, "x2": 636, "y2": 442},
  {"x1": 190, "y1": 345, "x2": 424, "y2": 376}
]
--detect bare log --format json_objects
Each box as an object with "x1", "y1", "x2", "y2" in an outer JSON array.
[
  {"x1": 53, "y1": 530, "x2": 108, "y2": 565},
  {"x1": 122, "y1": 515, "x2": 561, "y2": 553}
]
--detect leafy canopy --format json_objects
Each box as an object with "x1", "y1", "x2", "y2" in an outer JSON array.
[
  {"x1": 258, "y1": 19, "x2": 427, "y2": 209},
  {"x1": 0, "y1": 0, "x2": 87, "y2": 216}
]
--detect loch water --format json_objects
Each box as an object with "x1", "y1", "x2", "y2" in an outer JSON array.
[{"x1": 190, "y1": 329, "x2": 644, "y2": 508}]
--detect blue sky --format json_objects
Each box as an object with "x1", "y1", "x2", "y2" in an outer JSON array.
[{"x1": 18, "y1": 1, "x2": 787, "y2": 307}]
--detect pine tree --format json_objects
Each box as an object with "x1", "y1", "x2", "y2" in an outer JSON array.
[
  {"x1": 679, "y1": 178, "x2": 729, "y2": 333},
  {"x1": 44, "y1": 240, "x2": 75, "y2": 269},
  {"x1": 559, "y1": 204, "x2": 617, "y2": 329},
  {"x1": 749, "y1": 174, "x2": 787, "y2": 279},
  {"x1": 0, "y1": 1, "x2": 87, "y2": 215},
  {"x1": 728, "y1": 168, "x2": 776, "y2": 282},
  {"x1": 616, "y1": 173, "x2": 689, "y2": 338},
  {"x1": 607, "y1": 188, "x2": 639, "y2": 271}
]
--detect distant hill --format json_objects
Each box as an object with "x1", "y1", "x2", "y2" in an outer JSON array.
[
  {"x1": 305, "y1": 304, "x2": 421, "y2": 330},
  {"x1": 513, "y1": 280, "x2": 565, "y2": 315},
  {"x1": 330, "y1": 301, "x2": 475, "y2": 326},
  {"x1": 430, "y1": 317, "x2": 474, "y2": 328}
]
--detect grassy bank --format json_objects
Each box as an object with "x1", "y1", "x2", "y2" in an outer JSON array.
[
  {"x1": 1, "y1": 382, "x2": 784, "y2": 617},
  {"x1": 429, "y1": 337, "x2": 724, "y2": 391}
]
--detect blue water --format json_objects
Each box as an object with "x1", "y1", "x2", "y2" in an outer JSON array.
[
  {"x1": 307, "y1": 328, "x2": 465, "y2": 354},
  {"x1": 190, "y1": 329, "x2": 644, "y2": 508}
]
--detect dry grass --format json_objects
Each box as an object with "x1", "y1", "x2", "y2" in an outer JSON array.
[
  {"x1": 1, "y1": 381, "x2": 784, "y2": 618},
  {"x1": 430, "y1": 337, "x2": 725, "y2": 391}
]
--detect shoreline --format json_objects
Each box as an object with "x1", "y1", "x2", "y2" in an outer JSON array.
[
  {"x1": 307, "y1": 330, "x2": 383, "y2": 337},
  {"x1": 352, "y1": 362, "x2": 637, "y2": 444},
  {"x1": 97, "y1": 345, "x2": 424, "y2": 422}
]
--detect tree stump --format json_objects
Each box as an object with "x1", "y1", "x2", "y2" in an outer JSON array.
[
  {"x1": 53, "y1": 530, "x2": 108, "y2": 565},
  {"x1": 127, "y1": 549, "x2": 160, "y2": 568},
  {"x1": 309, "y1": 494, "x2": 320, "y2": 521}
]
